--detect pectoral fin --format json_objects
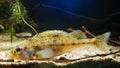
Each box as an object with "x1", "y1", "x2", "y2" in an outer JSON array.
[{"x1": 37, "y1": 48, "x2": 54, "y2": 58}]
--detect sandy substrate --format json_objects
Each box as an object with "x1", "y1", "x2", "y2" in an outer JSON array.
[{"x1": 0, "y1": 32, "x2": 120, "y2": 66}]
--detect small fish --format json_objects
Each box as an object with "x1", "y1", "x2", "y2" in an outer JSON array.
[{"x1": 0, "y1": 30, "x2": 111, "y2": 60}]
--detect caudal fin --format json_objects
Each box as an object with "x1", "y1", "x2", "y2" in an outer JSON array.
[{"x1": 92, "y1": 32, "x2": 111, "y2": 53}]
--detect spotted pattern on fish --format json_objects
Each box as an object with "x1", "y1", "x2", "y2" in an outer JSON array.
[{"x1": 0, "y1": 30, "x2": 111, "y2": 60}]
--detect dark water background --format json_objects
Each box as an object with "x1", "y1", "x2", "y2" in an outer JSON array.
[{"x1": 21, "y1": 0, "x2": 120, "y2": 40}]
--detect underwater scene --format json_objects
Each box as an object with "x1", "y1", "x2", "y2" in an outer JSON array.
[{"x1": 0, "y1": 0, "x2": 120, "y2": 68}]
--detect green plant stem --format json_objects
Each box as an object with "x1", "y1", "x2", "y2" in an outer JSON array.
[
  {"x1": 10, "y1": 23, "x2": 15, "y2": 43},
  {"x1": 16, "y1": 0, "x2": 38, "y2": 34},
  {"x1": 22, "y1": 17, "x2": 38, "y2": 34}
]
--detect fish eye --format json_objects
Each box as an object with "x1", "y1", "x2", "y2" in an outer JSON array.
[{"x1": 16, "y1": 48, "x2": 22, "y2": 52}]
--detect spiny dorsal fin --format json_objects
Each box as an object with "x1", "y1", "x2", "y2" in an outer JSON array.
[{"x1": 39, "y1": 30, "x2": 69, "y2": 37}]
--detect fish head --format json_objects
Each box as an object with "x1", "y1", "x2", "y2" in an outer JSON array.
[
  {"x1": 8, "y1": 46, "x2": 50, "y2": 60},
  {"x1": 8, "y1": 47, "x2": 29, "y2": 60}
]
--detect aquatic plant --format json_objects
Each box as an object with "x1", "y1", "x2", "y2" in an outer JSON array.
[{"x1": 8, "y1": 0, "x2": 38, "y2": 42}]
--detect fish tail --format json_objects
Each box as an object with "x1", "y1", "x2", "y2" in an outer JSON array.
[{"x1": 92, "y1": 32, "x2": 111, "y2": 53}]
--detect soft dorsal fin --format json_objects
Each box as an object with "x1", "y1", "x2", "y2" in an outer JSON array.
[
  {"x1": 70, "y1": 30, "x2": 87, "y2": 39},
  {"x1": 92, "y1": 32, "x2": 111, "y2": 53}
]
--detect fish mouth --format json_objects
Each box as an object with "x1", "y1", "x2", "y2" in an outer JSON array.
[{"x1": 0, "y1": 51, "x2": 10, "y2": 60}]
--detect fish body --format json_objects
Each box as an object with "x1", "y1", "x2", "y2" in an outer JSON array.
[{"x1": 0, "y1": 30, "x2": 111, "y2": 60}]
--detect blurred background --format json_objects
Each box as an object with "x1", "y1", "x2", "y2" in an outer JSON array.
[
  {"x1": 0, "y1": 0, "x2": 120, "y2": 40},
  {"x1": 22, "y1": 0, "x2": 120, "y2": 40}
]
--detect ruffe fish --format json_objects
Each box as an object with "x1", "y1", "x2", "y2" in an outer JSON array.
[{"x1": 0, "y1": 30, "x2": 111, "y2": 60}]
